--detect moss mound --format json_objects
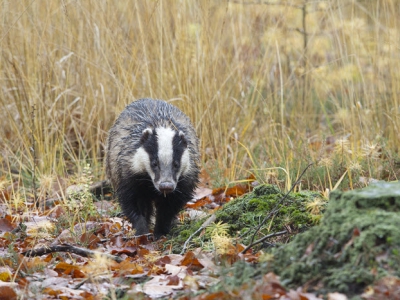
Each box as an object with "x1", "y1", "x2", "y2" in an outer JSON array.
[
  {"x1": 168, "y1": 184, "x2": 321, "y2": 253},
  {"x1": 271, "y1": 181, "x2": 400, "y2": 296},
  {"x1": 215, "y1": 185, "x2": 321, "y2": 245}
]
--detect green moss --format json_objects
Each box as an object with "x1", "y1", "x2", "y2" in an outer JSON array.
[
  {"x1": 269, "y1": 181, "x2": 400, "y2": 296},
  {"x1": 167, "y1": 218, "x2": 205, "y2": 253},
  {"x1": 167, "y1": 184, "x2": 322, "y2": 252},
  {"x1": 214, "y1": 185, "x2": 321, "y2": 245},
  {"x1": 173, "y1": 182, "x2": 400, "y2": 298}
]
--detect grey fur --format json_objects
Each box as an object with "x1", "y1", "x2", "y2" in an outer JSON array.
[{"x1": 105, "y1": 98, "x2": 200, "y2": 237}]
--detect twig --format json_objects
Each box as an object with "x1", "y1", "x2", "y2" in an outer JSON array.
[
  {"x1": 242, "y1": 163, "x2": 313, "y2": 254},
  {"x1": 22, "y1": 243, "x2": 123, "y2": 263},
  {"x1": 241, "y1": 230, "x2": 288, "y2": 254},
  {"x1": 180, "y1": 214, "x2": 216, "y2": 255}
]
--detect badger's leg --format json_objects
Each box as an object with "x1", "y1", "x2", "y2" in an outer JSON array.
[
  {"x1": 127, "y1": 211, "x2": 149, "y2": 235},
  {"x1": 153, "y1": 196, "x2": 186, "y2": 239},
  {"x1": 117, "y1": 183, "x2": 153, "y2": 236}
]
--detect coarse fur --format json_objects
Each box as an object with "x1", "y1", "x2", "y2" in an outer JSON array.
[{"x1": 106, "y1": 98, "x2": 200, "y2": 238}]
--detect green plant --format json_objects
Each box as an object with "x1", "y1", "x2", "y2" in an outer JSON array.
[{"x1": 62, "y1": 164, "x2": 99, "y2": 236}]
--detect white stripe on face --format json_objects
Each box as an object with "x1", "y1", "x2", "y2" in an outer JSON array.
[
  {"x1": 179, "y1": 149, "x2": 191, "y2": 177},
  {"x1": 131, "y1": 147, "x2": 155, "y2": 179},
  {"x1": 155, "y1": 127, "x2": 175, "y2": 167}
]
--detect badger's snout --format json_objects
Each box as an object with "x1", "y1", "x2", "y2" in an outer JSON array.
[{"x1": 158, "y1": 181, "x2": 175, "y2": 194}]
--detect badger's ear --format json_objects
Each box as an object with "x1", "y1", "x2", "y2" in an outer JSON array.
[
  {"x1": 140, "y1": 128, "x2": 153, "y2": 144},
  {"x1": 178, "y1": 131, "x2": 188, "y2": 147}
]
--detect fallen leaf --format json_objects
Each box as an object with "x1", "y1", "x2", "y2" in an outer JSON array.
[
  {"x1": 80, "y1": 291, "x2": 95, "y2": 300},
  {"x1": 0, "y1": 284, "x2": 17, "y2": 300},
  {"x1": 44, "y1": 268, "x2": 59, "y2": 277},
  {"x1": 0, "y1": 216, "x2": 15, "y2": 232},
  {"x1": 167, "y1": 275, "x2": 180, "y2": 285},
  {"x1": 362, "y1": 276, "x2": 400, "y2": 299},
  {"x1": 41, "y1": 277, "x2": 69, "y2": 289},
  {"x1": 155, "y1": 255, "x2": 171, "y2": 266},
  {"x1": 164, "y1": 254, "x2": 184, "y2": 266},
  {"x1": 196, "y1": 253, "x2": 219, "y2": 273},
  {"x1": 43, "y1": 287, "x2": 63, "y2": 297},
  {"x1": 80, "y1": 232, "x2": 101, "y2": 249},
  {"x1": 135, "y1": 274, "x2": 184, "y2": 297},
  {"x1": 193, "y1": 187, "x2": 213, "y2": 200},
  {"x1": 71, "y1": 268, "x2": 86, "y2": 279},
  {"x1": 180, "y1": 251, "x2": 204, "y2": 271},
  {"x1": 186, "y1": 196, "x2": 212, "y2": 209},
  {"x1": 165, "y1": 264, "x2": 187, "y2": 277},
  {"x1": 109, "y1": 247, "x2": 137, "y2": 257},
  {"x1": 99, "y1": 222, "x2": 122, "y2": 236},
  {"x1": 224, "y1": 184, "x2": 249, "y2": 198},
  {"x1": 114, "y1": 259, "x2": 144, "y2": 275},
  {"x1": 53, "y1": 262, "x2": 83, "y2": 276}
]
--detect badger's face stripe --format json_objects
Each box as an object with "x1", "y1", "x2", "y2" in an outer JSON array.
[
  {"x1": 156, "y1": 127, "x2": 175, "y2": 170},
  {"x1": 131, "y1": 126, "x2": 190, "y2": 193},
  {"x1": 131, "y1": 127, "x2": 158, "y2": 178},
  {"x1": 131, "y1": 147, "x2": 155, "y2": 178},
  {"x1": 180, "y1": 149, "x2": 191, "y2": 176},
  {"x1": 172, "y1": 130, "x2": 190, "y2": 178}
]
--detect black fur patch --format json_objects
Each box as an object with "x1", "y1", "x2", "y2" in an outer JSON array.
[
  {"x1": 172, "y1": 131, "x2": 187, "y2": 175},
  {"x1": 140, "y1": 128, "x2": 160, "y2": 177},
  {"x1": 106, "y1": 99, "x2": 200, "y2": 239}
]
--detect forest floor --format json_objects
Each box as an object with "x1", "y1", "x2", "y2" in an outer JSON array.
[{"x1": 1, "y1": 173, "x2": 399, "y2": 300}]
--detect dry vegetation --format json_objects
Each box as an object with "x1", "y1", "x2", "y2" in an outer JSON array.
[
  {"x1": 0, "y1": 1, "x2": 399, "y2": 298},
  {"x1": 0, "y1": 0, "x2": 399, "y2": 200}
]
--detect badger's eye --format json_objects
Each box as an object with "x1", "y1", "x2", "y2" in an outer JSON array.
[
  {"x1": 173, "y1": 161, "x2": 180, "y2": 169},
  {"x1": 151, "y1": 160, "x2": 159, "y2": 168}
]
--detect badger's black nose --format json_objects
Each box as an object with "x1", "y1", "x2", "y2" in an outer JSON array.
[{"x1": 159, "y1": 182, "x2": 175, "y2": 194}]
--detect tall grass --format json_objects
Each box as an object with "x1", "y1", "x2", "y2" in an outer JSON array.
[{"x1": 0, "y1": 0, "x2": 399, "y2": 198}]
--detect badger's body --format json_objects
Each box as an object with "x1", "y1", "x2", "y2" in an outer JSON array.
[{"x1": 106, "y1": 98, "x2": 200, "y2": 238}]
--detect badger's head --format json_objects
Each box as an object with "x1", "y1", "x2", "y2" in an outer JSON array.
[{"x1": 131, "y1": 126, "x2": 191, "y2": 195}]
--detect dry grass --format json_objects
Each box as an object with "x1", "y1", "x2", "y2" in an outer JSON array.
[{"x1": 0, "y1": 0, "x2": 399, "y2": 201}]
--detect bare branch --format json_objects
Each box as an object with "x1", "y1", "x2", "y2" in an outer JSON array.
[
  {"x1": 241, "y1": 230, "x2": 288, "y2": 254},
  {"x1": 180, "y1": 214, "x2": 216, "y2": 255},
  {"x1": 22, "y1": 243, "x2": 123, "y2": 263}
]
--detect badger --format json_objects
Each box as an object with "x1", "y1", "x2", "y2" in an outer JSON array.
[{"x1": 106, "y1": 98, "x2": 200, "y2": 239}]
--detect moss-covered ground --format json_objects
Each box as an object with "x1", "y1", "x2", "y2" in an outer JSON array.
[
  {"x1": 169, "y1": 181, "x2": 400, "y2": 298},
  {"x1": 167, "y1": 184, "x2": 323, "y2": 253},
  {"x1": 269, "y1": 181, "x2": 400, "y2": 297}
]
